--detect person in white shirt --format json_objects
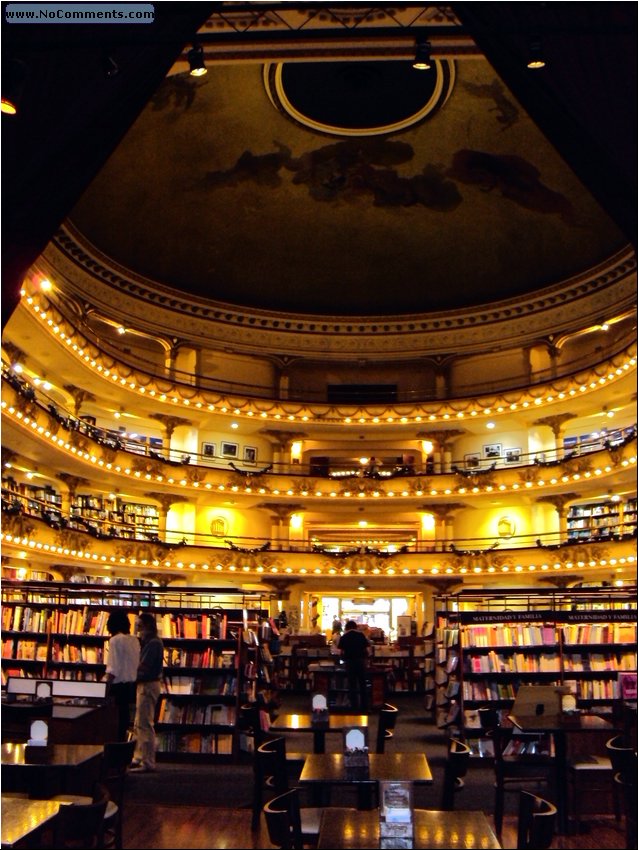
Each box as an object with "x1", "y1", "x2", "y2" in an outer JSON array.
[{"x1": 105, "y1": 610, "x2": 140, "y2": 741}]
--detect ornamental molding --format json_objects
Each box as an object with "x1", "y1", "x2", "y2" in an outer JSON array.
[{"x1": 44, "y1": 228, "x2": 636, "y2": 361}]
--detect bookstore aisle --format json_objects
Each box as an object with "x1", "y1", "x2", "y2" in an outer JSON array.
[{"x1": 120, "y1": 691, "x2": 628, "y2": 850}]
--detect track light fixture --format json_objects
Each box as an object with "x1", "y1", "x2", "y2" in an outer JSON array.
[
  {"x1": 527, "y1": 40, "x2": 546, "y2": 69},
  {"x1": 187, "y1": 44, "x2": 207, "y2": 77},
  {"x1": 103, "y1": 55, "x2": 119, "y2": 78},
  {"x1": 1, "y1": 58, "x2": 27, "y2": 115},
  {"x1": 412, "y1": 39, "x2": 432, "y2": 71}
]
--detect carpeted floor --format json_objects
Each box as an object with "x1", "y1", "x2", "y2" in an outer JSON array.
[{"x1": 126, "y1": 692, "x2": 499, "y2": 812}]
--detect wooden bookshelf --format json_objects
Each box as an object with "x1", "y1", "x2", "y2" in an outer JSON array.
[
  {"x1": 434, "y1": 585, "x2": 637, "y2": 751},
  {"x1": 0, "y1": 581, "x2": 274, "y2": 762}
]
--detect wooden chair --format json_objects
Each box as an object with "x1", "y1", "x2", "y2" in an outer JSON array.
[
  {"x1": 375, "y1": 703, "x2": 399, "y2": 754},
  {"x1": 479, "y1": 709, "x2": 555, "y2": 836},
  {"x1": 51, "y1": 784, "x2": 110, "y2": 850},
  {"x1": 251, "y1": 736, "x2": 321, "y2": 837},
  {"x1": 516, "y1": 790, "x2": 557, "y2": 850},
  {"x1": 263, "y1": 787, "x2": 320, "y2": 849},
  {"x1": 100, "y1": 738, "x2": 136, "y2": 849},
  {"x1": 240, "y1": 703, "x2": 269, "y2": 752},
  {"x1": 568, "y1": 730, "x2": 620, "y2": 829},
  {"x1": 606, "y1": 735, "x2": 636, "y2": 781},
  {"x1": 614, "y1": 771, "x2": 637, "y2": 850},
  {"x1": 253, "y1": 737, "x2": 288, "y2": 830},
  {"x1": 440, "y1": 738, "x2": 470, "y2": 810}
]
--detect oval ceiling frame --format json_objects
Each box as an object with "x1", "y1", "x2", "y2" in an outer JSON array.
[{"x1": 263, "y1": 59, "x2": 456, "y2": 137}]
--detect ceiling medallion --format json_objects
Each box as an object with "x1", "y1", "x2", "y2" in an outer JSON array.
[{"x1": 264, "y1": 59, "x2": 455, "y2": 137}]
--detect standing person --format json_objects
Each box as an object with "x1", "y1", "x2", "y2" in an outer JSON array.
[
  {"x1": 105, "y1": 610, "x2": 140, "y2": 741},
  {"x1": 131, "y1": 612, "x2": 163, "y2": 773},
  {"x1": 339, "y1": 620, "x2": 371, "y2": 712}
]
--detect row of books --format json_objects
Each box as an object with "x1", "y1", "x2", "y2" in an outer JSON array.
[
  {"x1": 164, "y1": 648, "x2": 236, "y2": 669},
  {"x1": 157, "y1": 701, "x2": 235, "y2": 725},
  {"x1": 465, "y1": 651, "x2": 560, "y2": 674},
  {"x1": 156, "y1": 732, "x2": 234, "y2": 754},
  {"x1": 2, "y1": 668, "x2": 102, "y2": 682},
  {"x1": 164, "y1": 675, "x2": 237, "y2": 696},
  {"x1": 502, "y1": 735, "x2": 554, "y2": 757},
  {"x1": 436, "y1": 628, "x2": 459, "y2": 647},
  {"x1": 158, "y1": 613, "x2": 231, "y2": 640},
  {"x1": 11, "y1": 642, "x2": 49, "y2": 661},
  {"x1": 51, "y1": 643, "x2": 105, "y2": 664},
  {"x1": 3, "y1": 606, "x2": 54, "y2": 633},
  {"x1": 462, "y1": 680, "x2": 522, "y2": 701},
  {"x1": 561, "y1": 623, "x2": 636, "y2": 644},
  {"x1": 563, "y1": 652, "x2": 637, "y2": 672},
  {"x1": 571, "y1": 679, "x2": 620, "y2": 700},
  {"x1": 464, "y1": 625, "x2": 556, "y2": 647}
]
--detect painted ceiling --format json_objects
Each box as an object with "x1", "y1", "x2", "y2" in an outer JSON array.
[{"x1": 67, "y1": 55, "x2": 626, "y2": 317}]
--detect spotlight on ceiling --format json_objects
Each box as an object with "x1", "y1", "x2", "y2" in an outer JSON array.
[
  {"x1": 412, "y1": 39, "x2": 432, "y2": 71},
  {"x1": 527, "y1": 40, "x2": 546, "y2": 70},
  {"x1": 1, "y1": 58, "x2": 27, "y2": 116},
  {"x1": 187, "y1": 44, "x2": 207, "y2": 77},
  {"x1": 104, "y1": 55, "x2": 119, "y2": 78}
]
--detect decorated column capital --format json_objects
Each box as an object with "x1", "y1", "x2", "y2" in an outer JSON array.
[
  {"x1": 533, "y1": 413, "x2": 577, "y2": 438},
  {"x1": 62, "y1": 385, "x2": 96, "y2": 416},
  {"x1": 148, "y1": 413, "x2": 192, "y2": 439},
  {"x1": 536, "y1": 493, "x2": 580, "y2": 517},
  {"x1": 57, "y1": 473, "x2": 90, "y2": 500},
  {"x1": 419, "y1": 502, "x2": 466, "y2": 521},
  {"x1": 416, "y1": 430, "x2": 465, "y2": 452},
  {"x1": 144, "y1": 492, "x2": 188, "y2": 513},
  {"x1": 260, "y1": 430, "x2": 308, "y2": 451}
]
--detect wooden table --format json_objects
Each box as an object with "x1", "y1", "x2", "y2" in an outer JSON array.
[
  {"x1": 1, "y1": 795, "x2": 60, "y2": 848},
  {"x1": 1, "y1": 742, "x2": 104, "y2": 799},
  {"x1": 300, "y1": 752, "x2": 433, "y2": 808},
  {"x1": 270, "y1": 713, "x2": 369, "y2": 753},
  {"x1": 509, "y1": 712, "x2": 614, "y2": 834},
  {"x1": 317, "y1": 808, "x2": 502, "y2": 849}
]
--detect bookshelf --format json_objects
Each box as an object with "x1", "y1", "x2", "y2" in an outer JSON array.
[
  {"x1": 434, "y1": 586, "x2": 637, "y2": 749},
  {"x1": 433, "y1": 614, "x2": 461, "y2": 730},
  {"x1": 0, "y1": 581, "x2": 274, "y2": 762},
  {"x1": 71, "y1": 496, "x2": 160, "y2": 541},
  {"x1": 1, "y1": 479, "x2": 63, "y2": 525},
  {"x1": 375, "y1": 638, "x2": 433, "y2": 696},
  {"x1": 566, "y1": 496, "x2": 637, "y2": 542},
  {"x1": 1, "y1": 480, "x2": 161, "y2": 542}
]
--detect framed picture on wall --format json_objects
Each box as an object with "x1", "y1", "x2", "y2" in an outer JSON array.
[
  {"x1": 201, "y1": 442, "x2": 216, "y2": 459},
  {"x1": 464, "y1": 453, "x2": 481, "y2": 469},
  {"x1": 483, "y1": 443, "x2": 502, "y2": 459},
  {"x1": 243, "y1": 446, "x2": 258, "y2": 464},
  {"x1": 221, "y1": 441, "x2": 239, "y2": 458},
  {"x1": 504, "y1": 447, "x2": 521, "y2": 463}
]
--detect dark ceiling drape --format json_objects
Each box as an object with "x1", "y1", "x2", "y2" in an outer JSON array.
[
  {"x1": 454, "y1": 2, "x2": 636, "y2": 248},
  {"x1": 1, "y1": 2, "x2": 216, "y2": 327}
]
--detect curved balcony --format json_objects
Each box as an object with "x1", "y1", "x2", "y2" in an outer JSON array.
[
  {"x1": 2, "y1": 503, "x2": 635, "y2": 587},
  {"x1": 13, "y1": 280, "x2": 638, "y2": 425},
  {"x1": 3, "y1": 375, "x2": 637, "y2": 508}
]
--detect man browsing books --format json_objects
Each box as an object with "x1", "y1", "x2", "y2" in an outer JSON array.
[{"x1": 339, "y1": 620, "x2": 372, "y2": 712}]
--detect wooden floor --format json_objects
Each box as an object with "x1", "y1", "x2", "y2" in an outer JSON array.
[{"x1": 123, "y1": 802, "x2": 628, "y2": 849}]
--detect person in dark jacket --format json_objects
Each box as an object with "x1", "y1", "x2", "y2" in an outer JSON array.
[
  {"x1": 339, "y1": 620, "x2": 371, "y2": 711},
  {"x1": 131, "y1": 612, "x2": 163, "y2": 772}
]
